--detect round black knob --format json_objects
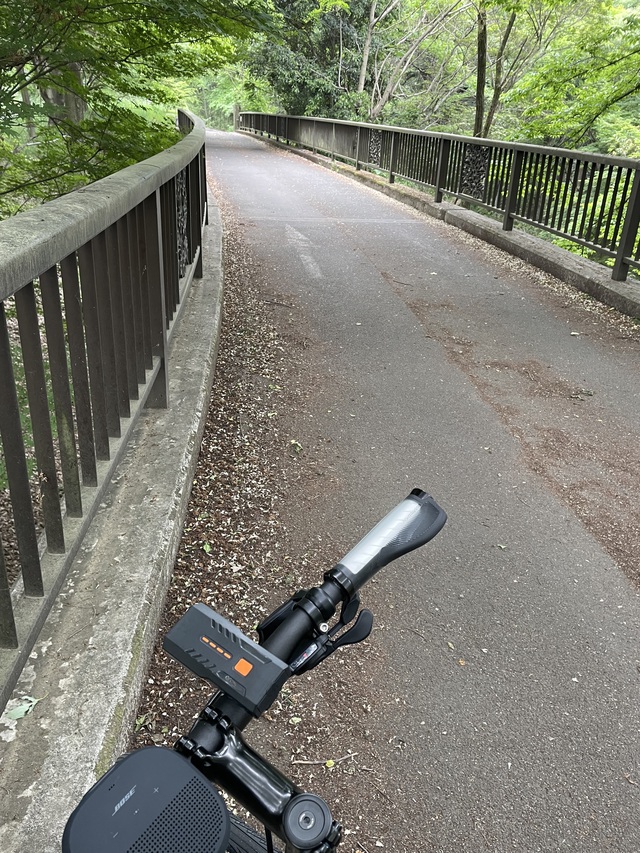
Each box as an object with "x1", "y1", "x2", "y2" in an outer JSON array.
[{"x1": 283, "y1": 794, "x2": 332, "y2": 849}]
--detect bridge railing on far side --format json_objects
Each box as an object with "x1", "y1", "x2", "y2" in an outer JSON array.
[{"x1": 239, "y1": 112, "x2": 640, "y2": 284}]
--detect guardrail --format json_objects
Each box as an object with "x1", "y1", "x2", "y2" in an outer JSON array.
[
  {"x1": 239, "y1": 112, "x2": 640, "y2": 284},
  {"x1": 0, "y1": 110, "x2": 207, "y2": 712}
]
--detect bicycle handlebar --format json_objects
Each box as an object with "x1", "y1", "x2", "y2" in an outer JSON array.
[
  {"x1": 176, "y1": 488, "x2": 447, "y2": 848},
  {"x1": 257, "y1": 490, "x2": 446, "y2": 666},
  {"x1": 328, "y1": 489, "x2": 447, "y2": 596}
]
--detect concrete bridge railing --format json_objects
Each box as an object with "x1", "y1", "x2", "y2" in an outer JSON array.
[{"x1": 0, "y1": 109, "x2": 207, "y2": 713}]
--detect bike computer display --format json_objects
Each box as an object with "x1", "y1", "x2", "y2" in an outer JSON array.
[{"x1": 163, "y1": 603, "x2": 290, "y2": 717}]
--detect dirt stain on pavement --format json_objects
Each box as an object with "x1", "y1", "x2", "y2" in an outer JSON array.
[{"x1": 393, "y1": 266, "x2": 640, "y2": 587}]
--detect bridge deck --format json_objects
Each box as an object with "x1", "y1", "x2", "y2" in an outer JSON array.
[
  {"x1": 1, "y1": 128, "x2": 639, "y2": 852},
  {"x1": 207, "y1": 129, "x2": 640, "y2": 852}
]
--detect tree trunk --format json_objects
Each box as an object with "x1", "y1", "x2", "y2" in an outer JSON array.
[
  {"x1": 18, "y1": 68, "x2": 37, "y2": 141},
  {"x1": 482, "y1": 10, "x2": 517, "y2": 137},
  {"x1": 368, "y1": 1, "x2": 469, "y2": 121},
  {"x1": 474, "y1": 4, "x2": 487, "y2": 137},
  {"x1": 357, "y1": 1, "x2": 378, "y2": 93},
  {"x1": 39, "y1": 63, "x2": 87, "y2": 127}
]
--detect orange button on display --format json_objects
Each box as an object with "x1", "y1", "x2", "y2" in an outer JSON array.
[{"x1": 234, "y1": 658, "x2": 253, "y2": 677}]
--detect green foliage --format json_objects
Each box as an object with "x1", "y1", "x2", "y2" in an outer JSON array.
[
  {"x1": 0, "y1": 104, "x2": 180, "y2": 218},
  {"x1": 244, "y1": 0, "x2": 367, "y2": 117},
  {"x1": 0, "y1": 1, "x2": 269, "y2": 132},
  {"x1": 0, "y1": 0, "x2": 273, "y2": 215},
  {"x1": 330, "y1": 90, "x2": 371, "y2": 121},
  {"x1": 180, "y1": 64, "x2": 281, "y2": 131},
  {"x1": 506, "y1": 1, "x2": 640, "y2": 147},
  {"x1": 238, "y1": 0, "x2": 640, "y2": 155},
  {"x1": 592, "y1": 100, "x2": 640, "y2": 158}
]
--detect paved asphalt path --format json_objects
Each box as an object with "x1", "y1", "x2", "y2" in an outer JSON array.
[{"x1": 206, "y1": 130, "x2": 640, "y2": 852}]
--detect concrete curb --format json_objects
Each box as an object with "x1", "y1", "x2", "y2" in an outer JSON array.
[
  {"x1": 241, "y1": 132, "x2": 640, "y2": 320},
  {"x1": 0, "y1": 201, "x2": 223, "y2": 852}
]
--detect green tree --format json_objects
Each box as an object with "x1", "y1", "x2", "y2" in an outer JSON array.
[
  {"x1": 505, "y1": 0, "x2": 638, "y2": 146},
  {"x1": 179, "y1": 63, "x2": 282, "y2": 130},
  {"x1": 472, "y1": 0, "x2": 594, "y2": 138},
  {"x1": 0, "y1": 0, "x2": 272, "y2": 214},
  {"x1": 231, "y1": 0, "x2": 640, "y2": 157},
  {"x1": 246, "y1": 0, "x2": 362, "y2": 117},
  {"x1": 361, "y1": 0, "x2": 471, "y2": 121},
  {"x1": 247, "y1": 0, "x2": 472, "y2": 121}
]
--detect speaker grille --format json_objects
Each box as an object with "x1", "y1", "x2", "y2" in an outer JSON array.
[{"x1": 128, "y1": 776, "x2": 227, "y2": 853}]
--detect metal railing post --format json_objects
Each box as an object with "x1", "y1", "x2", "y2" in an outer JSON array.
[
  {"x1": 188, "y1": 154, "x2": 203, "y2": 279},
  {"x1": 105, "y1": 224, "x2": 131, "y2": 419},
  {"x1": 201, "y1": 146, "x2": 208, "y2": 226},
  {"x1": 77, "y1": 242, "x2": 111, "y2": 460},
  {"x1": 435, "y1": 138, "x2": 451, "y2": 202},
  {"x1": 503, "y1": 148, "x2": 525, "y2": 231},
  {"x1": 92, "y1": 232, "x2": 122, "y2": 436},
  {"x1": 40, "y1": 266, "x2": 82, "y2": 517},
  {"x1": 144, "y1": 189, "x2": 169, "y2": 408},
  {"x1": 162, "y1": 181, "x2": 179, "y2": 317},
  {"x1": 612, "y1": 169, "x2": 640, "y2": 281},
  {"x1": 60, "y1": 253, "x2": 98, "y2": 486},
  {"x1": 0, "y1": 303, "x2": 42, "y2": 595},
  {"x1": 389, "y1": 131, "x2": 398, "y2": 184},
  {"x1": 135, "y1": 203, "x2": 153, "y2": 372},
  {"x1": 14, "y1": 282, "x2": 65, "y2": 554},
  {"x1": 0, "y1": 538, "x2": 18, "y2": 648},
  {"x1": 355, "y1": 127, "x2": 362, "y2": 171},
  {"x1": 115, "y1": 218, "x2": 142, "y2": 397}
]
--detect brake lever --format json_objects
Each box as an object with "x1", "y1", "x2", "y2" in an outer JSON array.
[
  {"x1": 289, "y1": 595, "x2": 374, "y2": 674},
  {"x1": 330, "y1": 609, "x2": 373, "y2": 650},
  {"x1": 335, "y1": 594, "x2": 360, "y2": 629}
]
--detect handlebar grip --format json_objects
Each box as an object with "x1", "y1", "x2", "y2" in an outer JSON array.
[{"x1": 329, "y1": 489, "x2": 446, "y2": 595}]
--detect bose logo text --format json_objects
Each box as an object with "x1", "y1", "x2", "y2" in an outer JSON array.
[{"x1": 112, "y1": 785, "x2": 137, "y2": 816}]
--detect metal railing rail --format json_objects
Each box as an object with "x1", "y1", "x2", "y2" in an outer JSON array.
[
  {"x1": 0, "y1": 110, "x2": 207, "y2": 712},
  {"x1": 239, "y1": 112, "x2": 640, "y2": 284}
]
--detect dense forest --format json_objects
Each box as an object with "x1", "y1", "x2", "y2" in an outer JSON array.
[{"x1": 2, "y1": 0, "x2": 640, "y2": 217}]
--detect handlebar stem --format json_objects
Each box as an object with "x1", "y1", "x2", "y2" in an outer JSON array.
[
  {"x1": 177, "y1": 710, "x2": 341, "y2": 853},
  {"x1": 179, "y1": 716, "x2": 300, "y2": 837}
]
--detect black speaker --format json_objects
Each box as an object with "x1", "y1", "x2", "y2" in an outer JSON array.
[{"x1": 63, "y1": 747, "x2": 230, "y2": 853}]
